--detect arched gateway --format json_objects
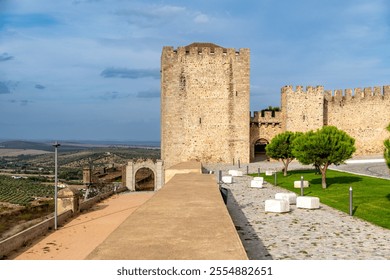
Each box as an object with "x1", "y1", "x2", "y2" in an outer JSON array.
[
  {"x1": 125, "y1": 159, "x2": 164, "y2": 191},
  {"x1": 254, "y1": 138, "x2": 269, "y2": 161}
]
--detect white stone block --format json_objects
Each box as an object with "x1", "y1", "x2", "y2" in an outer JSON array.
[
  {"x1": 265, "y1": 170, "x2": 273, "y2": 176},
  {"x1": 222, "y1": 176, "x2": 233, "y2": 184},
  {"x1": 275, "y1": 192, "x2": 297, "y2": 204},
  {"x1": 228, "y1": 170, "x2": 243, "y2": 177},
  {"x1": 250, "y1": 179, "x2": 263, "y2": 188},
  {"x1": 253, "y1": 177, "x2": 264, "y2": 182},
  {"x1": 294, "y1": 180, "x2": 309, "y2": 188},
  {"x1": 265, "y1": 199, "x2": 290, "y2": 213},
  {"x1": 296, "y1": 196, "x2": 320, "y2": 209}
]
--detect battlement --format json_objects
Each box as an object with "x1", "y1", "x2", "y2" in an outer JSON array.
[
  {"x1": 251, "y1": 110, "x2": 282, "y2": 124},
  {"x1": 282, "y1": 85, "x2": 390, "y2": 101},
  {"x1": 281, "y1": 85, "x2": 325, "y2": 94},
  {"x1": 324, "y1": 85, "x2": 390, "y2": 101},
  {"x1": 162, "y1": 42, "x2": 249, "y2": 57}
]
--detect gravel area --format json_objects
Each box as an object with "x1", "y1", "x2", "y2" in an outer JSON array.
[{"x1": 204, "y1": 162, "x2": 390, "y2": 260}]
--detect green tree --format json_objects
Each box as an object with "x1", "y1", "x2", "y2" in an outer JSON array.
[
  {"x1": 292, "y1": 126, "x2": 356, "y2": 189},
  {"x1": 265, "y1": 131, "x2": 302, "y2": 176},
  {"x1": 261, "y1": 106, "x2": 280, "y2": 117},
  {"x1": 384, "y1": 123, "x2": 390, "y2": 170}
]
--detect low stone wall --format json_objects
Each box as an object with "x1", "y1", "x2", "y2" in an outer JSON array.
[
  {"x1": 79, "y1": 191, "x2": 113, "y2": 212},
  {"x1": 0, "y1": 210, "x2": 73, "y2": 259},
  {"x1": 0, "y1": 187, "x2": 127, "y2": 259}
]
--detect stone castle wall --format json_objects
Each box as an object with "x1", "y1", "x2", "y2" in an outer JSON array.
[
  {"x1": 325, "y1": 86, "x2": 390, "y2": 155},
  {"x1": 161, "y1": 43, "x2": 250, "y2": 168},
  {"x1": 275, "y1": 85, "x2": 390, "y2": 156},
  {"x1": 281, "y1": 85, "x2": 324, "y2": 132}
]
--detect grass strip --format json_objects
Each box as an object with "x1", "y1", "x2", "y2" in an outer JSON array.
[{"x1": 252, "y1": 169, "x2": 390, "y2": 229}]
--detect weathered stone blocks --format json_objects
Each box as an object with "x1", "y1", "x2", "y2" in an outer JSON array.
[
  {"x1": 253, "y1": 176, "x2": 264, "y2": 181},
  {"x1": 250, "y1": 179, "x2": 263, "y2": 188},
  {"x1": 265, "y1": 199, "x2": 290, "y2": 213},
  {"x1": 222, "y1": 176, "x2": 233, "y2": 184},
  {"x1": 294, "y1": 180, "x2": 309, "y2": 188},
  {"x1": 228, "y1": 170, "x2": 243, "y2": 177},
  {"x1": 250, "y1": 177, "x2": 264, "y2": 188},
  {"x1": 275, "y1": 192, "x2": 297, "y2": 204},
  {"x1": 296, "y1": 196, "x2": 320, "y2": 209}
]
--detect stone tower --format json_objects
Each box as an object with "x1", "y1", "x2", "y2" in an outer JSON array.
[{"x1": 161, "y1": 43, "x2": 250, "y2": 168}]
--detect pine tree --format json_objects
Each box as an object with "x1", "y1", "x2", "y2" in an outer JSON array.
[
  {"x1": 265, "y1": 131, "x2": 302, "y2": 176},
  {"x1": 292, "y1": 126, "x2": 356, "y2": 188}
]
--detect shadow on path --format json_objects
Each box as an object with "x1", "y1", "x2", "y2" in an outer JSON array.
[{"x1": 226, "y1": 189, "x2": 272, "y2": 260}]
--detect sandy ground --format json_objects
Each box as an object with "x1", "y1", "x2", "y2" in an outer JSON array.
[{"x1": 10, "y1": 191, "x2": 154, "y2": 260}]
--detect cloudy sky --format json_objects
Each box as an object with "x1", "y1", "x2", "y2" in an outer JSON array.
[{"x1": 1, "y1": 0, "x2": 389, "y2": 142}]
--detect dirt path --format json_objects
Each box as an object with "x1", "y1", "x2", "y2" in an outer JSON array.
[{"x1": 10, "y1": 192, "x2": 154, "y2": 260}]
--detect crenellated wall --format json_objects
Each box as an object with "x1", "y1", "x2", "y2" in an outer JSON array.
[
  {"x1": 276, "y1": 85, "x2": 390, "y2": 156},
  {"x1": 281, "y1": 85, "x2": 325, "y2": 132},
  {"x1": 324, "y1": 86, "x2": 390, "y2": 155},
  {"x1": 161, "y1": 43, "x2": 250, "y2": 168}
]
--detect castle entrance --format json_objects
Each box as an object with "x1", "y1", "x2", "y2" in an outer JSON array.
[
  {"x1": 254, "y1": 138, "x2": 269, "y2": 161},
  {"x1": 135, "y1": 167, "x2": 155, "y2": 191}
]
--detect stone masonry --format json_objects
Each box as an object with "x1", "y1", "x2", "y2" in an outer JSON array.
[
  {"x1": 161, "y1": 43, "x2": 250, "y2": 168},
  {"x1": 161, "y1": 43, "x2": 390, "y2": 166},
  {"x1": 279, "y1": 85, "x2": 390, "y2": 156}
]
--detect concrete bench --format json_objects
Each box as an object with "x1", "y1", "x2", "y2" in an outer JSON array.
[
  {"x1": 265, "y1": 170, "x2": 274, "y2": 176},
  {"x1": 294, "y1": 180, "x2": 309, "y2": 188},
  {"x1": 222, "y1": 176, "x2": 233, "y2": 184},
  {"x1": 250, "y1": 179, "x2": 263, "y2": 188},
  {"x1": 275, "y1": 192, "x2": 297, "y2": 204},
  {"x1": 296, "y1": 196, "x2": 320, "y2": 209},
  {"x1": 228, "y1": 170, "x2": 243, "y2": 177},
  {"x1": 265, "y1": 199, "x2": 290, "y2": 213}
]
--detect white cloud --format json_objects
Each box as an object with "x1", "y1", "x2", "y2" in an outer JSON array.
[
  {"x1": 346, "y1": 1, "x2": 387, "y2": 16},
  {"x1": 194, "y1": 13, "x2": 209, "y2": 24}
]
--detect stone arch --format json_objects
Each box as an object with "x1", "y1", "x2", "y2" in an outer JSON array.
[
  {"x1": 134, "y1": 167, "x2": 155, "y2": 191},
  {"x1": 253, "y1": 138, "x2": 269, "y2": 161},
  {"x1": 125, "y1": 159, "x2": 164, "y2": 191}
]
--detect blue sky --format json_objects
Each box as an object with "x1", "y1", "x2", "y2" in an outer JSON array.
[{"x1": 1, "y1": 0, "x2": 389, "y2": 142}]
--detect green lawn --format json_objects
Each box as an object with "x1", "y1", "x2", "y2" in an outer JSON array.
[{"x1": 252, "y1": 169, "x2": 390, "y2": 229}]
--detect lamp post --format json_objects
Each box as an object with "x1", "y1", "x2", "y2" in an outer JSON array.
[{"x1": 53, "y1": 141, "x2": 61, "y2": 230}]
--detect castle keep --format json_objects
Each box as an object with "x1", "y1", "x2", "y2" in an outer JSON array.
[
  {"x1": 161, "y1": 43, "x2": 390, "y2": 167},
  {"x1": 161, "y1": 43, "x2": 250, "y2": 168}
]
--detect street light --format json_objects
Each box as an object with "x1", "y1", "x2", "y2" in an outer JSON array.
[{"x1": 53, "y1": 141, "x2": 61, "y2": 230}]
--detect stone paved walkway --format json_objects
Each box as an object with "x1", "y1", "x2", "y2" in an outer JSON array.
[
  {"x1": 330, "y1": 162, "x2": 390, "y2": 180},
  {"x1": 204, "y1": 162, "x2": 390, "y2": 260}
]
